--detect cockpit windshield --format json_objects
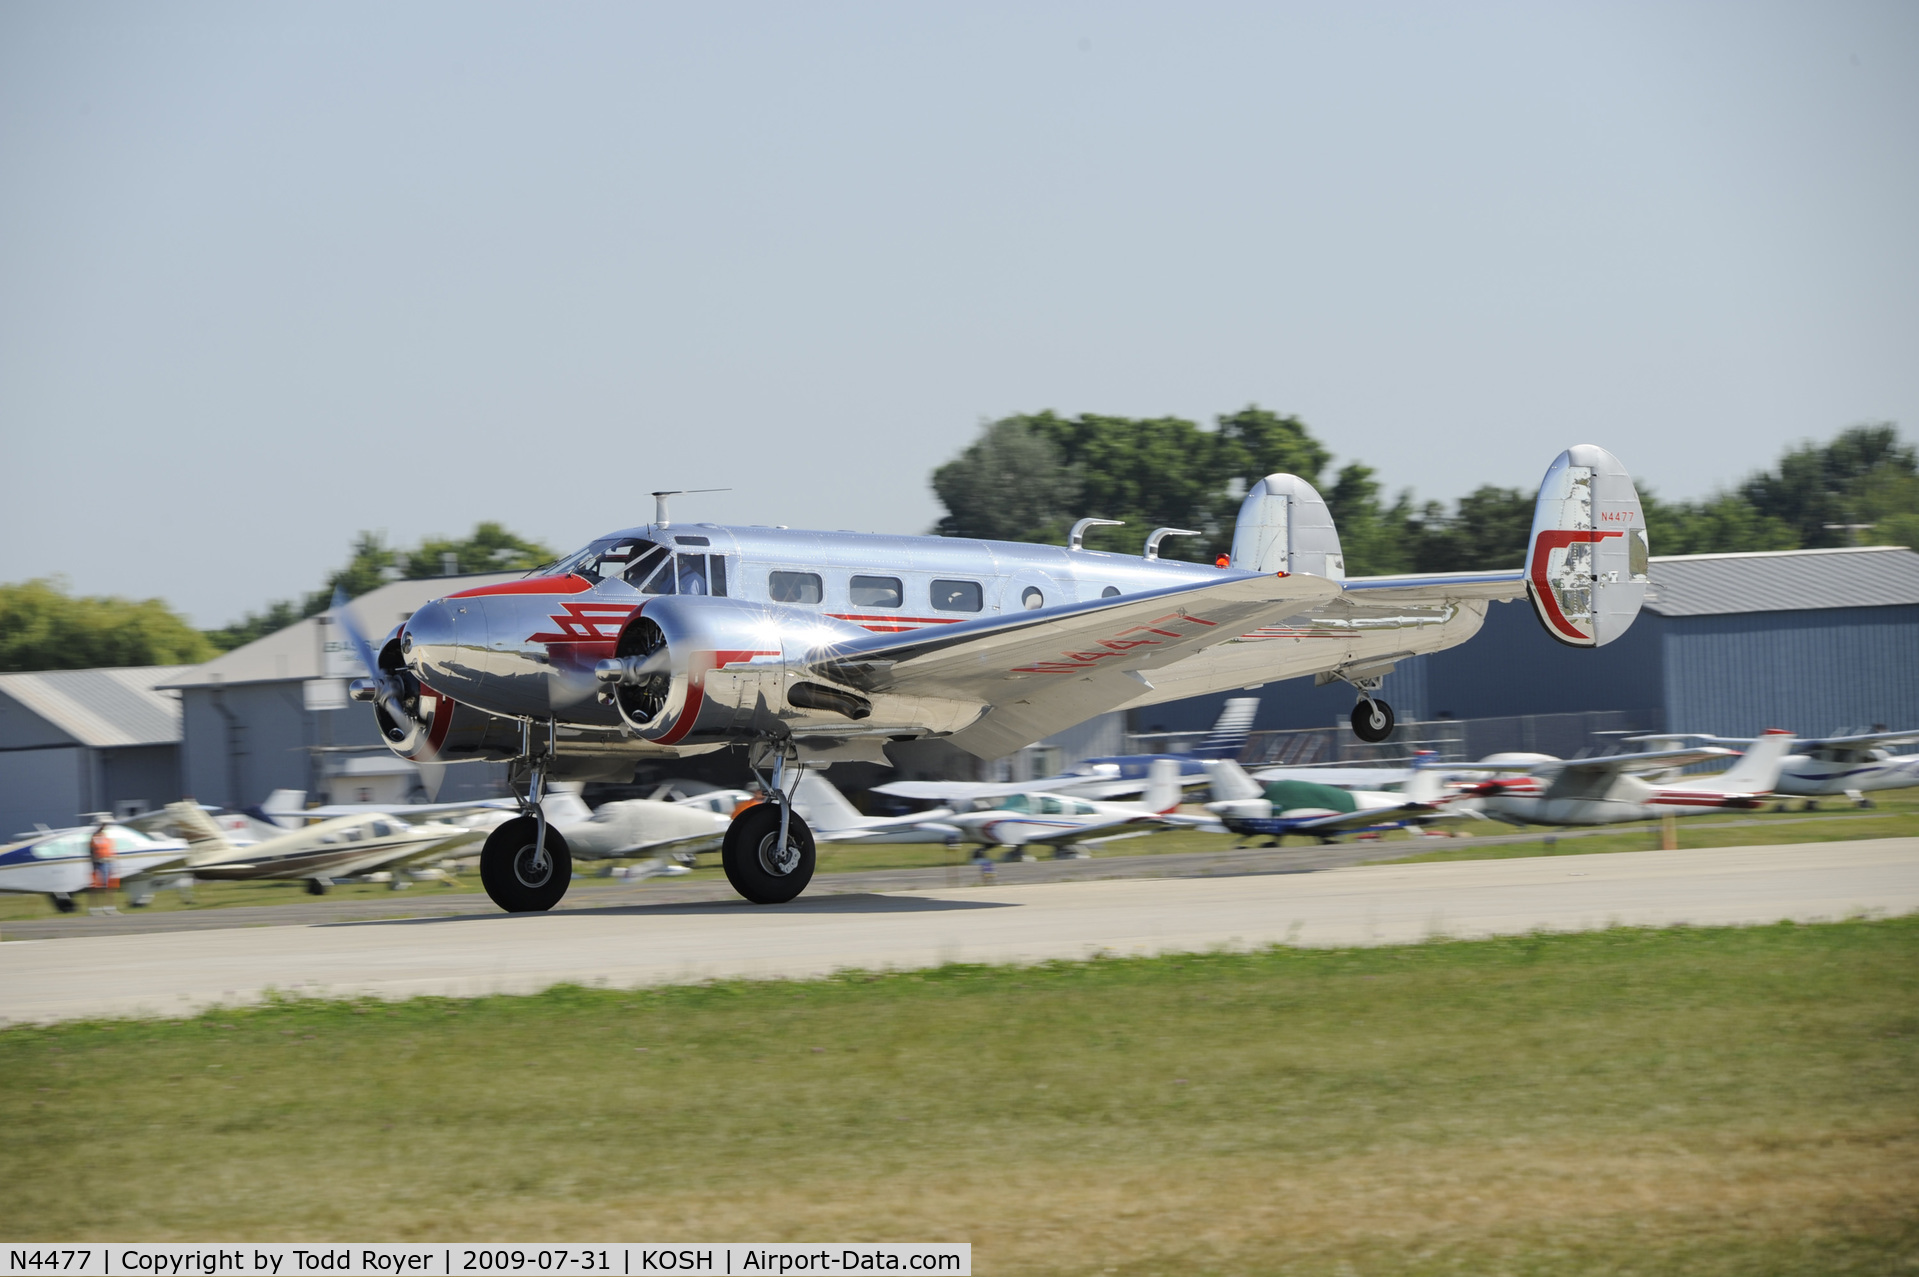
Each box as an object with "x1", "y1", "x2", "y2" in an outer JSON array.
[{"x1": 546, "y1": 537, "x2": 670, "y2": 586}]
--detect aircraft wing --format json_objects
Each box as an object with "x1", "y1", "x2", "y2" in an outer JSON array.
[
  {"x1": 1700, "y1": 729, "x2": 1919, "y2": 751},
  {"x1": 876, "y1": 776, "x2": 1135, "y2": 801},
  {"x1": 301, "y1": 799, "x2": 517, "y2": 822},
  {"x1": 1547, "y1": 746, "x2": 1737, "y2": 776},
  {"x1": 602, "y1": 830, "x2": 728, "y2": 859},
  {"x1": 808, "y1": 571, "x2": 1343, "y2": 758},
  {"x1": 1286, "y1": 800, "x2": 1470, "y2": 833}
]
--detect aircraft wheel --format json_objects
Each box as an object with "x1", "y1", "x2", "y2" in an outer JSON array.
[
  {"x1": 721, "y1": 804, "x2": 814, "y2": 904},
  {"x1": 480, "y1": 816, "x2": 573, "y2": 913},
  {"x1": 1351, "y1": 699, "x2": 1395, "y2": 743},
  {"x1": 50, "y1": 893, "x2": 77, "y2": 914},
  {"x1": 305, "y1": 878, "x2": 330, "y2": 896},
  {"x1": 1803, "y1": 800, "x2": 1820, "y2": 813}
]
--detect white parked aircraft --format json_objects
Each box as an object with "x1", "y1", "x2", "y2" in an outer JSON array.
[
  {"x1": 791, "y1": 773, "x2": 960, "y2": 845},
  {"x1": 164, "y1": 804, "x2": 485, "y2": 893},
  {"x1": 0, "y1": 822, "x2": 191, "y2": 912},
  {"x1": 874, "y1": 759, "x2": 1201, "y2": 857},
  {"x1": 1202, "y1": 758, "x2": 1469, "y2": 839},
  {"x1": 1460, "y1": 732, "x2": 1795, "y2": 826},
  {"x1": 1669, "y1": 730, "x2": 1919, "y2": 807}
]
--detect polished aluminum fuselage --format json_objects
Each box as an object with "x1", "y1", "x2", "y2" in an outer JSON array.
[{"x1": 397, "y1": 522, "x2": 1491, "y2": 762}]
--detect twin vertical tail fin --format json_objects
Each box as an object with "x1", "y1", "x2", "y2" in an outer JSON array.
[{"x1": 1523, "y1": 445, "x2": 1650, "y2": 648}]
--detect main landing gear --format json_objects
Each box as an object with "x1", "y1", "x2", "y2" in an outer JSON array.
[
  {"x1": 1343, "y1": 672, "x2": 1395, "y2": 745},
  {"x1": 721, "y1": 742, "x2": 815, "y2": 904},
  {"x1": 481, "y1": 718, "x2": 574, "y2": 913}
]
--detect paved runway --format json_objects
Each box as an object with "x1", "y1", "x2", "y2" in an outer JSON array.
[{"x1": 3, "y1": 838, "x2": 1915, "y2": 1024}]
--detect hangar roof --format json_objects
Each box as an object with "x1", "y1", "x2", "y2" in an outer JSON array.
[
  {"x1": 1646, "y1": 545, "x2": 1919, "y2": 618},
  {"x1": 160, "y1": 573, "x2": 521, "y2": 690},
  {"x1": 0, "y1": 665, "x2": 191, "y2": 748}
]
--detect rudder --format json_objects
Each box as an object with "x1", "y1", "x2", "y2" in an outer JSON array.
[{"x1": 1524, "y1": 445, "x2": 1648, "y2": 648}]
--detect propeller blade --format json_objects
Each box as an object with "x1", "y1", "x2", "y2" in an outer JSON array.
[{"x1": 331, "y1": 587, "x2": 382, "y2": 679}]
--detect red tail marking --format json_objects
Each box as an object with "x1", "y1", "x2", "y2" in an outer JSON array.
[{"x1": 1529, "y1": 529, "x2": 1625, "y2": 642}]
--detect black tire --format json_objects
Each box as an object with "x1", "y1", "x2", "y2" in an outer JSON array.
[
  {"x1": 50, "y1": 893, "x2": 76, "y2": 914},
  {"x1": 480, "y1": 816, "x2": 573, "y2": 913},
  {"x1": 1351, "y1": 698, "x2": 1395, "y2": 743},
  {"x1": 721, "y1": 804, "x2": 815, "y2": 904},
  {"x1": 305, "y1": 878, "x2": 329, "y2": 896}
]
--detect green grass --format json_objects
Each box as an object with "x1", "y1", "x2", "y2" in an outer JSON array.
[{"x1": 7, "y1": 918, "x2": 1917, "y2": 1274}]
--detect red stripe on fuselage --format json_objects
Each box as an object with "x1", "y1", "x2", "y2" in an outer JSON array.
[{"x1": 446, "y1": 575, "x2": 593, "y2": 598}]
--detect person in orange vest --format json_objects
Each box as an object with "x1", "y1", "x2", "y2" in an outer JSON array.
[{"x1": 89, "y1": 821, "x2": 119, "y2": 891}]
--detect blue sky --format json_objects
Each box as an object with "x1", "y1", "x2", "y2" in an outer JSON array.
[{"x1": 2, "y1": 2, "x2": 1914, "y2": 625}]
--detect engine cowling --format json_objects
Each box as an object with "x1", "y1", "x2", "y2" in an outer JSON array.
[
  {"x1": 595, "y1": 597, "x2": 881, "y2": 746},
  {"x1": 356, "y1": 628, "x2": 526, "y2": 764}
]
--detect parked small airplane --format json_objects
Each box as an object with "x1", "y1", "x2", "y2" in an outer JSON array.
[
  {"x1": 1460, "y1": 732, "x2": 1795, "y2": 826},
  {"x1": 1656, "y1": 730, "x2": 1919, "y2": 807},
  {"x1": 0, "y1": 821, "x2": 191, "y2": 912},
  {"x1": 791, "y1": 773, "x2": 960, "y2": 845},
  {"x1": 163, "y1": 804, "x2": 485, "y2": 893},
  {"x1": 1201, "y1": 758, "x2": 1468, "y2": 840},
  {"x1": 341, "y1": 445, "x2": 1648, "y2": 910},
  {"x1": 873, "y1": 758, "x2": 1202, "y2": 857}
]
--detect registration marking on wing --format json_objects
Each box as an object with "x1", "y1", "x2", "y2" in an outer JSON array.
[{"x1": 1010, "y1": 611, "x2": 1220, "y2": 675}]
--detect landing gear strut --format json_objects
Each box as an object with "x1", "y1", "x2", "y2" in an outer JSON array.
[
  {"x1": 722, "y1": 742, "x2": 815, "y2": 904},
  {"x1": 481, "y1": 719, "x2": 573, "y2": 913},
  {"x1": 1343, "y1": 671, "x2": 1395, "y2": 744}
]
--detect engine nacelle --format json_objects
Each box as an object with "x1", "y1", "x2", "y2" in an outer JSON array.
[
  {"x1": 596, "y1": 597, "x2": 951, "y2": 747},
  {"x1": 367, "y1": 628, "x2": 525, "y2": 764}
]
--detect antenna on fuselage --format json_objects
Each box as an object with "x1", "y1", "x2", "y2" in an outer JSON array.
[
  {"x1": 651, "y1": 488, "x2": 730, "y2": 527},
  {"x1": 1068, "y1": 517, "x2": 1125, "y2": 551}
]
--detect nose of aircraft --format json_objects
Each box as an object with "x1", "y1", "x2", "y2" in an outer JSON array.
[{"x1": 401, "y1": 598, "x2": 462, "y2": 684}]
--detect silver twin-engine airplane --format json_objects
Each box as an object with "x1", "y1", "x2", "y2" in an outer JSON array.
[{"x1": 342, "y1": 444, "x2": 1649, "y2": 913}]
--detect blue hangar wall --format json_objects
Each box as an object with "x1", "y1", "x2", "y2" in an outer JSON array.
[{"x1": 1132, "y1": 600, "x2": 1919, "y2": 740}]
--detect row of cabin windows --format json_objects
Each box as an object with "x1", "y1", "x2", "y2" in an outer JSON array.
[{"x1": 769, "y1": 572, "x2": 985, "y2": 612}]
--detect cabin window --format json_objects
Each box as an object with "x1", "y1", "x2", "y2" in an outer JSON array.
[
  {"x1": 674, "y1": 535, "x2": 711, "y2": 546},
  {"x1": 106, "y1": 827, "x2": 151, "y2": 852},
  {"x1": 1101, "y1": 586, "x2": 1121, "y2": 599},
  {"x1": 850, "y1": 575, "x2": 903, "y2": 608},
  {"x1": 770, "y1": 571, "x2": 823, "y2": 605},
  {"x1": 1021, "y1": 586, "x2": 1045, "y2": 610},
  {"x1": 1037, "y1": 795, "x2": 1064, "y2": 815},
  {"x1": 32, "y1": 832, "x2": 85, "y2": 859},
  {"x1": 999, "y1": 794, "x2": 1032, "y2": 813},
  {"x1": 677, "y1": 554, "x2": 710, "y2": 595},
  {"x1": 620, "y1": 545, "x2": 669, "y2": 586},
  {"x1": 641, "y1": 556, "x2": 676, "y2": 594},
  {"x1": 931, "y1": 579, "x2": 983, "y2": 612},
  {"x1": 709, "y1": 556, "x2": 728, "y2": 597}
]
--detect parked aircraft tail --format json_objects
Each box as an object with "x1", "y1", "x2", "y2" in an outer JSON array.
[
  {"x1": 1692, "y1": 729, "x2": 1796, "y2": 795},
  {"x1": 247, "y1": 790, "x2": 308, "y2": 830},
  {"x1": 1202, "y1": 758, "x2": 1265, "y2": 803},
  {"x1": 1196, "y1": 697, "x2": 1260, "y2": 759},
  {"x1": 1523, "y1": 445, "x2": 1649, "y2": 648},
  {"x1": 541, "y1": 783, "x2": 595, "y2": 825},
  {"x1": 1144, "y1": 758, "x2": 1182, "y2": 814},
  {"x1": 161, "y1": 800, "x2": 237, "y2": 864},
  {"x1": 792, "y1": 772, "x2": 869, "y2": 833}
]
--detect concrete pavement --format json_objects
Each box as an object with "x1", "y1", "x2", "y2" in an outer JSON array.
[{"x1": 2, "y1": 837, "x2": 1914, "y2": 1024}]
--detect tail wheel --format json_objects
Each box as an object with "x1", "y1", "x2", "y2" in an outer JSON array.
[
  {"x1": 1351, "y1": 699, "x2": 1395, "y2": 744},
  {"x1": 480, "y1": 816, "x2": 572, "y2": 912},
  {"x1": 721, "y1": 804, "x2": 815, "y2": 904}
]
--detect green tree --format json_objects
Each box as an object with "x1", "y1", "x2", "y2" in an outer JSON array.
[
  {"x1": 1743, "y1": 423, "x2": 1917, "y2": 548},
  {"x1": 1405, "y1": 486, "x2": 1535, "y2": 572},
  {"x1": 0, "y1": 578, "x2": 216, "y2": 672},
  {"x1": 406, "y1": 521, "x2": 555, "y2": 579},
  {"x1": 1325, "y1": 463, "x2": 1415, "y2": 576},
  {"x1": 934, "y1": 405, "x2": 1333, "y2": 562},
  {"x1": 931, "y1": 416, "x2": 1084, "y2": 545}
]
